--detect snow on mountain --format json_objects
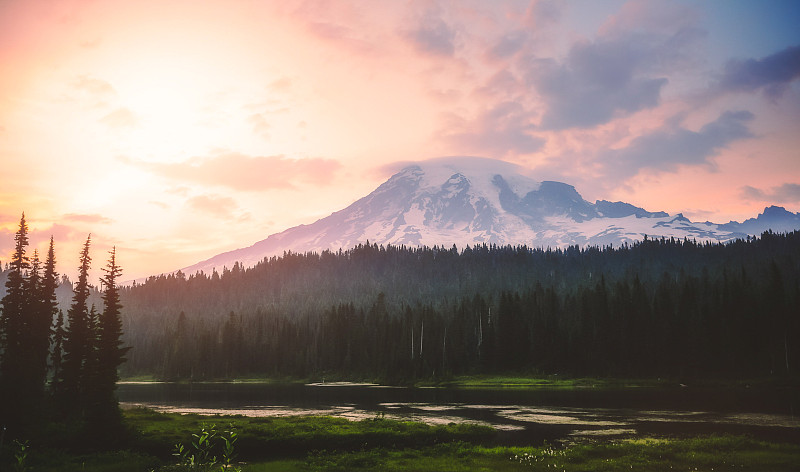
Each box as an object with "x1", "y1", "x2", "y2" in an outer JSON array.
[{"x1": 178, "y1": 157, "x2": 800, "y2": 276}]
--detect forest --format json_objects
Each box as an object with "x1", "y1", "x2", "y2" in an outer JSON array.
[
  {"x1": 0, "y1": 214, "x2": 127, "y2": 439},
  {"x1": 119, "y1": 231, "x2": 800, "y2": 382}
]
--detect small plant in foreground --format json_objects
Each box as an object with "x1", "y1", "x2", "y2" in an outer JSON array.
[
  {"x1": 169, "y1": 424, "x2": 241, "y2": 472},
  {"x1": 12, "y1": 439, "x2": 30, "y2": 472},
  {"x1": 512, "y1": 443, "x2": 568, "y2": 469}
]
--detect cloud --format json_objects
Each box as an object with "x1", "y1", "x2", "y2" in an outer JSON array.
[
  {"x1": 487, "y1": 30, "x2": 527, "y2": 60},
  {"x1": 71, "y1": 75, "x2": 118, "y2": 108},
  {"x1": 524, "y1": 0, "x2": 562, "y2": 30},
  {"x1": 740, "y1": 183, "x2": 800, "y2": 203},
  {"x1": 129, "y1": 153, "x2": 342, "y2": 191},
  {"x1": 517, "y1": 1, "x2": 703, "y2": 130},
  {"x1": 73, "y1": 75, "x2": 116, "y2": 97},
  {"x1": 63, "y1": 213, "x2": 113, "y2": 224},
  {"x1": 713, "y1": 45, "x2": 800, "y2": 99},
  {"x1": 247, "y1": 113, "x2": 271, "y2": 139},
  {"x1": 596, "y1": 110, "x2": 754, "y2": 183},
  {"x1": 185, "y1": 194, "x2": 238, "y2": 220},
  {"x1": 268, "y1": 77, "x2": 292, "y2": 92},
  {"x1": 100, "y1": 107, "x2": 138, "y2": 128},
  {"x1": 525, "y1": 37, "x2": 669, "y2": 130},
  {"x1": 406, "y1": 9, "x2": 456, "y2": 56},
  {"x1": 443, "y1": 101, "x2": 545, "y2": 156}
]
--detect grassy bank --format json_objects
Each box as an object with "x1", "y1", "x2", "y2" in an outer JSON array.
[
  {"x1": 124, "y1": 408, "x2": 496, "y2": 460},
  {"x1": 415, "y1": 374, "x2": 656, "y2": 389},
  {"x1": 296, "y1": 435, "x2": 800, "y2": 471},
  {"x1": 4, "y1": 409, "x2": 798, "y2": 471},
  {"x1": 120, "y1": 373, "x2": 800, "y2": 390}
]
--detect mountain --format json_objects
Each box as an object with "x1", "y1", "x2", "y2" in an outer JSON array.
[{"x1": 179, "y1": 157, "x2": 800, "y2": 276}]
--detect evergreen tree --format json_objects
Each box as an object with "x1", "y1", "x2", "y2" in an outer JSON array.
[
  {"x1": 22, "y1": 250, "x2": 43, "y2": 401},
  {"x1": 83, "y1": 304, "x2": 101, "y2": 421},
  {"x1": 95, "y1": 247, "x2": 129, "y2": 426},
  {"x1": 59, "y1": 235, "x2": 93, "y2": 414},
  {"x1": 51, "y1": 309, "x2": 66, "y2": 388},
  {"x1": 0, "y1": 214, "x2": 31, "y2": 429},
  {"x1": 28, "y1": 241, "x2": 58, "y2": 402}
]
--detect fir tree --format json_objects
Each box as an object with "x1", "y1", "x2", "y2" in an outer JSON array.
[
  {"x1": 23, "y1": 242, "x2": 57, "y2": 404},
  {"x1": 59, "y1": 235, "x2": 93, "y2": 413},
  {"x1": 0, "y1": 214, "x2": 31, "y2": 429},
  {"x1": 22, "y1": 250, "x2": 43, "y2": 400},
  {"x1": 51, "y1": 309, "x2": 65, "y2": 388},
  {"x1": 93, "y1": 248, "x2": 129, "y2": 432},
  {"x1": 37, "y1": 238, "x2": 59, "y2": 390}
]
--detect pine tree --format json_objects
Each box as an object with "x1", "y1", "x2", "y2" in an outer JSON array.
[
  {"x1": 95, "y1": 247, "x2": 129, "y2": 427},
  {"x1": 59, "y1": 235, "x2": 93, "y2": 413},
  {"x1": 83, "y1": 304, "x2": 101, "y2": 419},
  {"x1": 28, "y1": 241, "x2": 57, "y2": 402},
  {"x1": 40, "y1": 238, "x2": 60, "y2": 374},
  {"x1": 22, "y1": 250, "x2": 43, "y2": 399},
  {"x1": 0, "y1": 214, "x2": 31, "y2": 429},
  {"x1": 51, "y1": 309, "x2": 66, "y2": 388}
]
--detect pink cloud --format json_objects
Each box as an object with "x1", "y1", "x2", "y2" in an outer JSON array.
[
  {"x1": 130, "y1": 152, "x2": 342, "y2": 191},
  {"x1": 186, "y1": 194, "x2": 238, "y2": 220},
  {"x1": 247, "y1": 113, "x2": 271, "y2": 139},
  {"x1": 100, "y1": 107, "x2": 138, "y2": 128},
  {"x1": 405, "y1": 8, "x2": 457, "y2": 56},
  {"x1": 741, "y1": 183, "x2": 800, "y2": 204},
  {"x1": 73, "y1": 75, "x2": 116, "y2": 97},
  {"x1": 63, "y1": 213, "x2": 113, "y2": 224}
]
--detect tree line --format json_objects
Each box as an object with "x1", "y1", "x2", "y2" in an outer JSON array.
[
  {"x1": 0, "y1": 213, "x2": 128, "y2": 438},
  {"x1": 119, "y1": 231, "x2": 800, "y2": 382}
]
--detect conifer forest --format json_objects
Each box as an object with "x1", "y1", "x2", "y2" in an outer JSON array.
[
  {"x1": 0, "y1": 214, "x2": 127, "y2": 438},
  {"x1": 119, "y1": 231, "x2": 800, "y2": 382}
]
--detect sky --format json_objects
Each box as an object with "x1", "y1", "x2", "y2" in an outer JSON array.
[{"x1": 1, "y1": 0, "x2": 799, "y2": 282}]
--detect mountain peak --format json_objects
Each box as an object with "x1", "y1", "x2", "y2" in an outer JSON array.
[
  {"x1": 176, "y1": 158, "x2": 800, "y2": 277},
  {"x1": 394, "y1": 156, "x2": 541, "y2": 197},
  {"x1": 760, "y1": 205, "x2": 791, "y2": 218}
]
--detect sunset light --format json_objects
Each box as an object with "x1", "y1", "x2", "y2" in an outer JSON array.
[
  {"x1": 1, "y1": 0, "x2": 799, "y2": 281},
  {"x1": 1, "y1": 2, "x2": 800, "y2": 469}
]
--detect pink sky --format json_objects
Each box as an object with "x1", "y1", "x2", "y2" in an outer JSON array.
[{"x1": 1, "y1": 0, "x2": 799, "y2": 281}]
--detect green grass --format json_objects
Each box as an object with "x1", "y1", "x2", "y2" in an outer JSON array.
[
  {"x1": 291, "y1": 435, "x2": 800, "y2": 471},
  {"x1": 124, "y1": 407, "x2": 496, "y2": 460},
  {"x1": 417, "y1": 374, "x2": 800, "y2": 390},
  {"x1": 5, "y1": 409, "x2": 798, "y2": 471},
  {"x1": 418, "y1": 374, "x2": 667, "y2": 389}
]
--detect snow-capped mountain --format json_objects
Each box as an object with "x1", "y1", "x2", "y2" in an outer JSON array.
[{"x1": 180, "y1": 157, "x2": 800, "y2": 276}]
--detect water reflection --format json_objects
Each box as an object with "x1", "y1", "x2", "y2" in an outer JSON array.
[{"x1": 117, "y1": 382, "x2": 800, "y2": 444}]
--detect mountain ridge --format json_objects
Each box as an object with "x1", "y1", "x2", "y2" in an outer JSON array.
[{"x1": 175, "y1": 157, "x2": 800, "y2": 277}]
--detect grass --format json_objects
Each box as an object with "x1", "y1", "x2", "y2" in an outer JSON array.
[
  {"x1": 124, "y1": 407, "x2": 496, "y2": 460},
  {"x1": 417, "y1": 374, "x2": 668, "y2": 389},
  {"x1": 4, "y1": 409, "x2": 798, "y2": 471},
  {"x1": 293, "y1": 435, "x2": 800, "y2": 471},
  {"x1": 120, "y1": 373, "x2": 800, "y2": 392},
  {"x1": 416, "y1": 374, "x2": 800, "y2": 391}
]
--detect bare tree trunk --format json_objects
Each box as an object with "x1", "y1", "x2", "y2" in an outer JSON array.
[
  {"x1": 411, "y1": 326, "x2": 414, "y2": 360},
  {"x1": 419, "y1": 321, "x2": 424, "y2": 358},
  {"x1": 442, "y1": 327, "x2": 447, "y2": 373},
  {"x1": 786, "y1": 333, "x2": 790, "y2": 373}
]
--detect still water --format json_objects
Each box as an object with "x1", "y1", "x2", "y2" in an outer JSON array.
[{"x1": 118, "y1": 382, "x2": 800, "y2": 445}]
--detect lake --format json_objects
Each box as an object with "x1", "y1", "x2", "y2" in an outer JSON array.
[{"x1": 118, "y1": 381, "x2": 800, "y2": 445}]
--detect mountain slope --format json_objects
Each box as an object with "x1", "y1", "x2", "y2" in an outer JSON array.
[{"x1": 180, "y1": 157, "x2": 800, "y2": 275}]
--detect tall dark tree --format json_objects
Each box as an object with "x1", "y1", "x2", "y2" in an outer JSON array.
[
  {"x1": 58, "y1": 235, "x2": 93, "y2": 412},
  {"x1": 51, "y1": 309, "x2": 66, "y2": 388},
  {"x1": 27, "y1": 239, "x2": 58, "y2": 402},
  {"x1": 0, "y1": 214, "x2": 31, "y2": 429},
  {"x1": 89, "y1": 247, "x2": 129, "y2": 431},
  {"x1": 21, "y1": 250, "x2": 43, "y2": 401}
]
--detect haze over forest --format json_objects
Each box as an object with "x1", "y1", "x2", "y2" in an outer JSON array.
[{"x1": 1, "y1": 2, "x2": 800, "y2": 470}]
